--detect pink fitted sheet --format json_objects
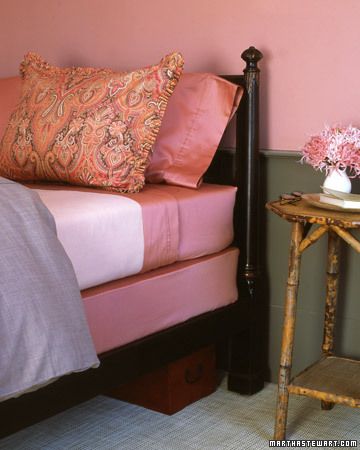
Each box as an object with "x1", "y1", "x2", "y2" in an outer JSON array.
[
  {"x1": 82, "y1": 247, "x2": 239, "y2": 354},
  {"x1": 29, "y1": 183, "x2": 236, "y2": 289}
]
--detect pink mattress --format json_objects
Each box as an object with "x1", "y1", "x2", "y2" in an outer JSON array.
[
  {"x1": 30, "y1": 183, "x2": 236, "y2": 289},
  {"x1": 82, "y1": 247, "x2": 239, "y2": 354}
]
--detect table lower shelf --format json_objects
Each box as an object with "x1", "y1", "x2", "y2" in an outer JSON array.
[{"x1": 288, "y1": 356, "x2": 360, "y2": 408}]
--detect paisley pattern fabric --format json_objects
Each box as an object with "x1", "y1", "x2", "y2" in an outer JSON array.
[{"x1": 0, "y1": 52, "x2": 184, "y2": 192}]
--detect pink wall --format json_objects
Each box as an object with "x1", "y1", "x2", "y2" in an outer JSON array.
[{"x1": 1, "y1": 0, "x2": 360, "y2": 151}]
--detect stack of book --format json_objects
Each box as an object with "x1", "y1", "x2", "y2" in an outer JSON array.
[{"x1": 319, "y1": 187, "x2": 360, "y2": 210}]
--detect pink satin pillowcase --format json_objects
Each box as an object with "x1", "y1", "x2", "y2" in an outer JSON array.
[
  {"x1": 145, "y1": 73, "x2": 243, "y2": 188},
  {"x1": 0, "y1": 76, "x2": 22, "y2": 142}
]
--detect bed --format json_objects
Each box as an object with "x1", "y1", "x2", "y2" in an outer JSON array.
[{"x1": 0, "y1": 46, "x2": 264, "y2": 437}]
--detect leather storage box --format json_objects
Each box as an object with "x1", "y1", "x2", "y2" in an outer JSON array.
[{"x1": 109, "y1": 346, "x2": 216, "y2": 414}]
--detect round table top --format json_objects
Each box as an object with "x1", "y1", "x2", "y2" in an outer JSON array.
[{"x1": 266, "y1": 198, "x2": 360, "y2": 228}]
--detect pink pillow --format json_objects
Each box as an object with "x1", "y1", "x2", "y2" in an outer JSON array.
[
  {"x1": 0, "y1": 77, "x2": 22, "y2": 141},
  {"x1": 145, "y1": 73, "x2": 243, "y2": 188}
]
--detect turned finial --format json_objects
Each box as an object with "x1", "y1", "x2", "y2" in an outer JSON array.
[{"x1": 241, "y1": 46, "x2": 263, "y2": 70}]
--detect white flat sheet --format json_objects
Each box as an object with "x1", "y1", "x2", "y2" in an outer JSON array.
[{"x1": 35, "y1": 189, "x2": 144, "y2": 290}]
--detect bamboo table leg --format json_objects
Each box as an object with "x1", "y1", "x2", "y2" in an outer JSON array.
[
  {"x1": 274, "y1": 222, "x2": 304, "y2": 440},
  {"x1": 321, "y1": 230, "x2": 341, "y2": 411}
]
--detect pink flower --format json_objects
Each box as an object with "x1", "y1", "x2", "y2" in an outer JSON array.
[{"x1": 301, "y1": 125, "x2": 360, "y2": 177}]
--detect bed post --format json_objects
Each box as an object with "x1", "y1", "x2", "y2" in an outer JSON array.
[{"x1": 227, "y1": 46, "x2": 265, "y2": 395}]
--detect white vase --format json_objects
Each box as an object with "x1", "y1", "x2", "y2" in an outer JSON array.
[{"x1": 323, "y1": 169, "x2": 352, "y2": 193}]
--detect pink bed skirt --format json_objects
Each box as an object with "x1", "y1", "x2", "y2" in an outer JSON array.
[{"x1": 82, "y1": 247, "x2": 239, "y2": 355}]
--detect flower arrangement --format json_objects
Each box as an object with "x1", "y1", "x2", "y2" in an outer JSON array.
[{"x1": 301, "y1": 125, "x2": 360, "y2": 177}]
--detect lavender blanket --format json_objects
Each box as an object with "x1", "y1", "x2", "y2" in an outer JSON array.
[{"x1": 0, "y1": 177, "x2": 99, "y2": 401}]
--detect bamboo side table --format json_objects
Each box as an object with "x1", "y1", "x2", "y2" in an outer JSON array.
[{"x1": 266, "y1": 198, "x2": 360, "y2": 440}]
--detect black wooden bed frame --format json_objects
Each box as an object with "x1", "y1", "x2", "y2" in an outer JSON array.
[{"x1": 0, "y1": 46, "x2": 264, "y2": 438}]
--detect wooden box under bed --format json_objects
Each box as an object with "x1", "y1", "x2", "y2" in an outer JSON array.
[{"x1": 110, "y1": 346, "x2": 217, "y2": 415}]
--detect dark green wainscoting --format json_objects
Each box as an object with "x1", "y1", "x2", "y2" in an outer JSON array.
[{"x1": 261, "y1": 151, "x2": 360, "y2": 382}]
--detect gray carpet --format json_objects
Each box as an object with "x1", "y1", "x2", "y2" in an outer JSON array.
[{"x1": 0, "y1": 382, "x2": 359, "y2": 449}]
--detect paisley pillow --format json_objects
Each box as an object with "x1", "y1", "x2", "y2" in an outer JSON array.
[{"x1": 0, "y1": 52, "x2": 184, "y2": 192}]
